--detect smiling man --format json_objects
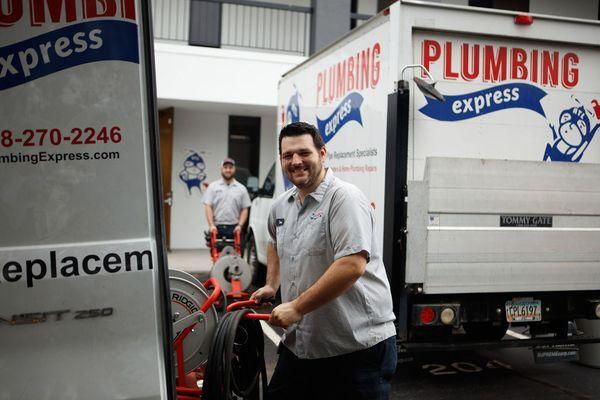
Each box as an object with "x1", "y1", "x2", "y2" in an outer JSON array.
[{"x1": 251, "y1": 122, "x2": 397, "y2": 399}]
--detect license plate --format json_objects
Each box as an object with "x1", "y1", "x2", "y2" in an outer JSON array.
[{"x1": 505, "y1": 299, "x2": 542, "y2": 322}]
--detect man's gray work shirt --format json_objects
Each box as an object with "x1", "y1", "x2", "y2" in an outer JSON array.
[
  {"x1": 203, "y1": 179, "x2": 251, "y2": 225},
  {"x1": 268, "y1": 169, "x2": 396, "y2": 359}
]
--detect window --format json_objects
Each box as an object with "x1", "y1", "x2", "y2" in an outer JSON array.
[{"x1": 228, "y1": 116, "x2": 261, "y2": 188}]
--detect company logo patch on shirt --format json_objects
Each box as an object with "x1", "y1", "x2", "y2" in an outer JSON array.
[
  {"x1": 310, "y1": 210, "x2": 324, "y2": 220},
  {"x1": 276, "y1": 218, "x2": 285, "y2": 227}
]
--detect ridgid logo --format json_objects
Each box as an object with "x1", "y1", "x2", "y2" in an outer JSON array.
[
  {"x1": 418, "y1": 39, "x2": 600, "y2": 163},
  {"x1": 0, "y1": 0, "x2": 138, "y2": 91},
  {"x1": 314, "y1": 42, "x2": 381, "y2": 143}
]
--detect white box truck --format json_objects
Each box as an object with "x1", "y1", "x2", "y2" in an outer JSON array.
[{"x1": 247, "y1": 0, "x2": 600, "y2": 358}]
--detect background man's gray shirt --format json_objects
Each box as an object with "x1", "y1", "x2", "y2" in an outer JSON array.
[
  {"x1": 268, "y1": 169, "x2": 396, "y2": 359},
  {"x1": 203, "y1": 179, "x2": 251, "y2": 225}
]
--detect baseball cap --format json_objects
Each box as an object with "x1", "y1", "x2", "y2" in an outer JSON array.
[{"x1": 222, "y1": 157, "x2": 236, "y2": 166}]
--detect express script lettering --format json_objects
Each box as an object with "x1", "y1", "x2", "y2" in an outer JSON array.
[
  {"x1": 1, "y1": 28, "x2": 102, "y2": 79},
  {"x1": 452, "y1": 87, "x2": 519, "y2": 115}
]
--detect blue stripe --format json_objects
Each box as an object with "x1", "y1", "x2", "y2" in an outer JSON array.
[
  {"x1": 419, "y1": 83, "x2": 547, "y2": 121},
  {"x1": 317, "y1": 92, "x2": 364, "y2": 144},
  {"x1": 0, "y1": 20, "x2": 139, "y2": 91}
]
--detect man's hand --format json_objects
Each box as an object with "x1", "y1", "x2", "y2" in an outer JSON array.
[
  {"x1": 250, "y1": 285, "x2": 276, "y2": 303},
  {"x1": 234, "y1": 224, "x2": 242, "y2": 233},
  {"x1": 209, "y1": 225, "x2": 217, "y2": 233},
  {"x1": 269, "y1": 302, "x2": 302, "y2": 328}
]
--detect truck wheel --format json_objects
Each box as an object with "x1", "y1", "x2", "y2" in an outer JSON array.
[
  {"x1": 464, "y1": 322, "x2": 508, "y2": 341},
  {"x1": 245, "y1": 233, "x2": 266, "y2": 287}
]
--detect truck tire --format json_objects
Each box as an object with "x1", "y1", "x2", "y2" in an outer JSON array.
[
  {"x1": 245, "y1": 233, "x2": 266, "y2": 287},
  {"x1": 463, "y1": 322, "x2": 508, "y2": 341}
]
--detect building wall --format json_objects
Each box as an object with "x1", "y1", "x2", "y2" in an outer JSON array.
[
  {"x1": 169, "y1": 108, "x2": 277, "y2": 249},
  {"x1": 155, "y1": 42, "x2": 305, "y2": 107}
]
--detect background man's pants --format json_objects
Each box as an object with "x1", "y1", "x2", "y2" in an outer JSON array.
[{"x1": 216, "y1": 224, "x2": 245, "y2": 253}]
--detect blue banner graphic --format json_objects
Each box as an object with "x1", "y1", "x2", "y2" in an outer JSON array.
[
  {"x1": 286, "y1": 85, "x2": 301, "y2": 124},
  {"x1": 317, "y1": 92, "x2": 364, "y2": 144},
  {"x1": 0, "y1": 20, "x2": 139, "y2": 91},
  {"x1": 419, "y1": 83, "x2": 547, "y2": 121}
]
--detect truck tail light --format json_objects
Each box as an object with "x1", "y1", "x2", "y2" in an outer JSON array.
[
  {"x1": 413, "y1": 304, "x2": 460, "y2": 327},
  {"x1": 595, "y1": 303, "x2": 600, "y2": 319},
  {"x1": 420, "y1": 307, "x2": 436, "y2": 324},
  {"x1": 440, "y1": 307, "x2": 456, "y2": 325}
]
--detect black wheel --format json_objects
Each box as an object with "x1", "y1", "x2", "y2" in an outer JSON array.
[
  {"x1": 245, "y1": 233, "x2": 266, "y2": 287},
  {"x1": 463, "y1": 322, "x2": 508, "y2": 341}
]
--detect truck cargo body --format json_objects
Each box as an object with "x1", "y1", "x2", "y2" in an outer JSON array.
[{"x1": 263, "y1": 0, "x2": 600, "y2": 351}]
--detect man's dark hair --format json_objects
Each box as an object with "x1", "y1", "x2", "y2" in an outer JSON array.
[{"x1": 278, "y1": 122, "x2": 325, "y2": 154}]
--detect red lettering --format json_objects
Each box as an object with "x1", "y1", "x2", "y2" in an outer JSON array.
[
  {"x1": 562, "y1": 52, "x2": 579, "y2": 89},
  {"x1": 322, "y1": 70, "x2": 328, "y2": 104},
  {"x1": 336, "y1": 60, "x2": 346, "y2": 99},
  {"x1": 542, "y1": 50, "x2": 559, "y2": 87},
  {"x1": 83, "y1": 0, "x2": 116, "y2": 19},
  {"x1": 359, "y1": 48, "x2": 370, "y2": 90},
  {"x1": 422, "y1": 40, "x2": 441, "y2": 78},
  {"x1": 347, "y1": 56, "x2": 355, "y2": 91},
  {"x1": 531, "y1": 50, "x2": 538, "y2": 83},
  {"x1": 443, "y1": 42, "x2": 459, "y2": 80},
  {"x1": 371, "y1": 42, "x2": 381, "y2": 88},
  {"x1": 0, "y1": 0, "x2": 23, "y2": 26},
  {"x1": 120, "y1": 0, "x2": 134, "y2": 19},
  {"x1": 511, "y1": 48, "x2": 527, "y2": 80},
  {"x1": 30, "y1": 0, "x2": 77, "y2": 26},
  {"x1": 328, "y1": 66, "x2": 335, "y2": 103},
  {"x1": 316, "y1": 72, "x2": 323, "y2": 106},
  {"x1": 483, "y1": 45, "x2": 507, "y2": 83},
  {"x1": 542, "y1": 50, "x2": 560, "y2": 87},
  {"x1": 460, "y1": 43, "x2": 479, "y2": 81}
]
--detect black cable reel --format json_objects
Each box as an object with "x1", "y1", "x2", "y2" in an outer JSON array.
[{"x1": 203, "y1": 309, "x2": 268, "y2": 399}]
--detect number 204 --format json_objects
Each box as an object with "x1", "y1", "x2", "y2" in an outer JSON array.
[{"x1": 422, "y1": 360, "x2": 512, "y2": 375}]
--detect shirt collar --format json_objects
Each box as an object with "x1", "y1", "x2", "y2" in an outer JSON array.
[
  {"x1": 219, "y1": 178, "x2": 237, "y2": 187},
  {"x1": 287, "y1": 168, "x2": 334, "y2": 204}
]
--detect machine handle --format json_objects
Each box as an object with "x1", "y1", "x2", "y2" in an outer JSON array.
[
  {"x1": 201, "y1": 277, "x2": 222, "y2": 313},
  {"x1": 227, "y1": 299, "x2": 263, "y2": 312},
  {"x1": 244, "y1": 314, "x2": 270, "y2": 321}
]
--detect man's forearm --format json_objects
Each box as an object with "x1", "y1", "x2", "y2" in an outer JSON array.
[
  {"x1": 292, "y1": 254, "x2": 366, "y2": 316},
  {"x1": 238, "y1": 208, "x2": 249, "y2": 227},
  {"x1": 204, "y1": 205, "x2": 215, "y2": 227},
  {"x1": 266, "y1": 242, "x2": 281, "y2": 291}
]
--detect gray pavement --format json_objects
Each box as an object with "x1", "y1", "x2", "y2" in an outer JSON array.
[
  {"x1": 389, "y1": 347, "x2": 600, "y2": 400},
  {"x1": 167, "y1": 249, "x2": 213, "y2": 274}
]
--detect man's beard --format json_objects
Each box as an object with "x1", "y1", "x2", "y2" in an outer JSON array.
[
  {"x1": 222, "y1": 172, "x2": 234, "y2": 181},
  {"x1": 286, "y1": 162, "x2": 322, "y2": 189}
]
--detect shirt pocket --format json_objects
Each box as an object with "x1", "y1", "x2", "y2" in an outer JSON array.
[
  {"x1": 213, "y1": 189, "x2": 224, "y2": 204},
  {"x1": 305, "y1": 219, "x2": 327, "y2": 256}
]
